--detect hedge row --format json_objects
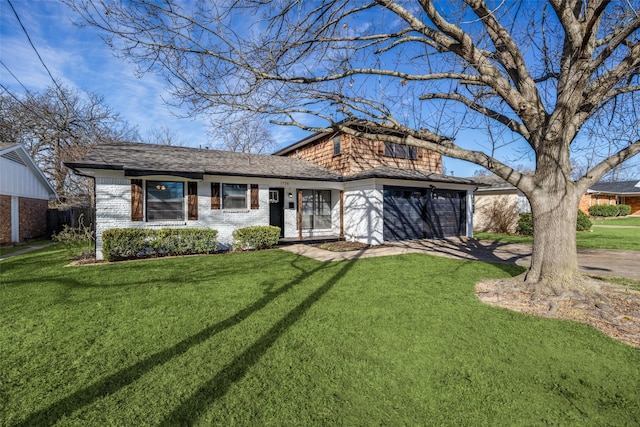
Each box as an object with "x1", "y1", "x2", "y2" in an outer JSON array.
[
  {"x1": 516, "y1": 210, "x2": 592, "y2": 235},
  {"x1": 232, "y1": 225, "x2": 281, "y2": 250},
  {"x1": 102, "y1": 228, "x2": 218, "y2": 261},
  {"x1": 588, "y1": 204, "x2": 631, "y2": 217}
]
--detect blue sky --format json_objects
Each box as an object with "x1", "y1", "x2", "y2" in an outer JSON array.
[{"x1": 0, "y1": 0, "x2": 496, "y2": 178}]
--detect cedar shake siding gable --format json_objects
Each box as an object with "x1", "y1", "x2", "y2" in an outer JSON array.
[{"x1": 276, "y1": 132, "x2": 442, "y2": 176}]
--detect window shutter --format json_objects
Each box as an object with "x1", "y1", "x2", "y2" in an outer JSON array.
[
  {"x1": 131, "y1": 179, "x2": 143, "y2": 221},
  {"x1": 188, "y1": 182, "x2": 198, "y2": 220},
  {"x1": 211, "y1": 183, "x2": 221, "y2": 209},
  {"x1": 250, "y1": 184, "x2": 259, "y2": 209}
]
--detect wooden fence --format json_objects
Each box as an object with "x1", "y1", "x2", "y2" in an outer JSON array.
[{"x1": 47, "y1": 207, "x2": 95, "y2": 237}]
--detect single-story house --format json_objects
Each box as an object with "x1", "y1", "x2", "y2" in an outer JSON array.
[
  {"x1": 473, "y1": 175, "x2": 640, "y2": 232},
  {"x1": 0, "y1": 143, "x2": 57, "y2": 245},
  {"x1": 579, "y1": 180, "x2": 640, "y2": 215},
  {"x1": 471, "y1": 175, "x2": 530, "y2": 233},
  {"x1": 67, "y1": 132, "x2": 481, "y2": 260}
]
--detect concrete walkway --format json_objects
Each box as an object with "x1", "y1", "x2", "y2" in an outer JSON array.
[
  {"x1": 281, "y1": 238, "x2": 640, "y2": 281},
  {"x1": 0, "y1": 243, "x2": 57, "y2": 261}
]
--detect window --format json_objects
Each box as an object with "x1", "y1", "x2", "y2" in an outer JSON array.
[
  {"x1": 384, "y1": 141, "x2": 417, "y2": 159},
  {"x1": 146, "y1": 181, "x2": 184, "y2": 221},
  {"x1": 222, "y1": 184, "x2": 247, "y2": 209},
  {"x1": 301, "y1": 190, "x2": 331, "y2": 229},
  {"x1": 333, "y1": 135, "x2": 341, "y2": 156}
]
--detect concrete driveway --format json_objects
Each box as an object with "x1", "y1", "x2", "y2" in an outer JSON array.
[{"x1": 282, "y1": 238, "x2": 640, "y2": 281}]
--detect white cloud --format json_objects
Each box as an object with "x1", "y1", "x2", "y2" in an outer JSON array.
[{"x1": 0, "y1": 0, "x2": 208, "y2": 147}]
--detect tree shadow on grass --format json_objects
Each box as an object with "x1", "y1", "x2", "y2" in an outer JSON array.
[
  {"x1": 158, "y1": 256, "x2": 358, "y2": 426},
  {"x1": 15, "y1": 253, "x2": 358, "y2": 427}
]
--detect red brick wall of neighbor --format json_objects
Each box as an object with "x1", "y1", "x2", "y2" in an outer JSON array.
[
  {"x1": 18, "y1": 197, "x2": 48, "y2": 241},
  {"x1": 578, "y1": 194, "x2": 640, "y2": 215},
  {"x1": 0, "y1": 195, "x2": 11, "y2": 245},
  {"x1": 625, "y1": 197, "x2": 640, "y2": 215},
  {"x1": 285, "y1": 133, "x2": 442, "y2": 175}
]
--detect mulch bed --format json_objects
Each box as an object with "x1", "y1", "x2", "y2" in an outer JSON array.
[{"x1": 476, "y1": 277, "x2": 640, "y2": 348}]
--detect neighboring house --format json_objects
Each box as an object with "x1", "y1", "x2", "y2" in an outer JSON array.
[
  {"x1": 0, "y1": 143, "x2": 57, "y2": 245},
  {"x1": 471, "y1": 175, "x2": 530, "y2": 233},
  {"x1": 67, "y1": 133, "x2": 480, "y2": 260},
  {"x1": 579, "y1": 180, "x2": 640, "y2": 215}
]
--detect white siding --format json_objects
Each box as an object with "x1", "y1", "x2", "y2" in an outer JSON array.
[
  {"x1": 344, "y1": 180, "x2": 384, "y2": 245},
  {"x1": 0, "y1": 156, "x2": 51, "y2": 199},
  {"x1": 94, "y1": 173, "x2": 345, "y2": 259}
]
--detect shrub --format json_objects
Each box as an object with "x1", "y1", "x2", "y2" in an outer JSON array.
[
  {"x1": 102, "y1": 228, "x2": 218, "y2": 262},
  {"x1": 232, "y1": 226, "x2": 281, "y2": 250},
  {"x1": 576, "y1": 209, "x2": 592, "y2": 231},
  {"x1": 52, "y1": 214, "x2": 95, "y2": 257},
  {"x1": 517, "y1": 211, "x2": 592, "y2": 235},
  {"x1": 588, "y1": 204, "x2": 620, "y2": 217},
  {"x1": 516, "y1": 213, "x2": 533, "y2": 235},
  {"x1": 618, "y1": 204, "x2": 631, "y2": 216},
  {"x1": 475, "y1": 195, "x2": 519, "y2": 234}
]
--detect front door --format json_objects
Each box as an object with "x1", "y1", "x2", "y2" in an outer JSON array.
[{"x1": 269, "y1": 188, "x2": 285, "y2": 237}]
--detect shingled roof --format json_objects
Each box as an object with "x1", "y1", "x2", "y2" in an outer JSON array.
[
  {"x1": 588, "y1": 180, "x2": 640, "y2": 194},
  {"x1": 66, "y1": 140, "x2": 343, "y2": 181},
  {"x1": 346, "y1": 166, "x2": 480, "y2": 185}
]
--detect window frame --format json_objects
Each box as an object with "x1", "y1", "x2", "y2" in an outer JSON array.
[
  {"x1": 333, "y1": 135, "x2": 341, "y2": 156},
  {"x1": 383, "y1": 141, "x2": 417, "y2": 160},
  {"x1": 145, "y1": 180, "x2": 185, "y2": 222},
  {"x1": 301, "y1": 189, "x2": 332, "y2": 230},
  {"x1": 221, "y1": 183, "x2": 248, "y2": 209}
]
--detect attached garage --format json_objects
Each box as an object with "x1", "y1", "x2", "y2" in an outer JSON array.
[{"x1": 383, "y1": 185, "x2": 466, "y2": 241}]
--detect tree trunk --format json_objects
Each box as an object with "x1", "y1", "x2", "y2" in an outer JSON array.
[{"x1": 525, "y1": 185, "x2": 581, "y2": 292}]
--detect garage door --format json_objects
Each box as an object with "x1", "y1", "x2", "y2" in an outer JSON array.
[
  {"x1": 383, "y1": 186, "x2": 466, "y2": 241},
  {"x1": 425, "y1": 190, "x2": 466, "y2": 238},
  {"x1": 383, "y1": 187, "x2": 428, "y2": 240}
]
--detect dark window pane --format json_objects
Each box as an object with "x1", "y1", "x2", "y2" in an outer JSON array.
[
  {"x1": 222, "y1": 184, "x2": 247, "y2": 209},
  {"x1": 146, "y1": 181, "x2": 184, "y2": 221},
  {"x1": 333, "y1": 135, "x2": 341, "y2": 155}
]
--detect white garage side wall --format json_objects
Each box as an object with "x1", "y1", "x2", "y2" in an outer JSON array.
[
  {"x1": 344, "y1": 179, "x2": 384, "y2": 245},
  {"x1": 466, "y1": 190, "x2": 474, "y2": 237},
  {"x1": 0, "y1": 156, "x2": 51, "y2": 200}
]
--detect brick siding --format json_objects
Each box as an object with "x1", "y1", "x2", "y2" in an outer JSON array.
[
  {"x1": 579, "y1": 193, "x2": 640, "y2": 215},
  {"x1": 0, "y1": 195, "x2": 10, "y2": 244},
  {"x1": 19, "y1": 197, "x2": 48, "y2": 241},
  {"x1": 285, "y1": 133, "x2": 442, "y2": 175},
  {"x1": 0, "y1": 195, "x2": 48, "y2": 245}
]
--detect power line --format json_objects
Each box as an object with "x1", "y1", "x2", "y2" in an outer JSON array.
[
  {"x1": 0, "y1": 59, "x2": 31, "y2": 94},
  {"x1": 5, "y1": 0, "x2": 65, "y2": 95},
  {"x1": 0, "y1": 83, "x2": 47, "y2": 122}
]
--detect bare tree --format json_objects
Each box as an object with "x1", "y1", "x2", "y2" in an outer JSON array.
[
  {"x1": 208, "y1": 112, "x2": 276, "y2": 154},
  {"x1": 0, "y1": 84, "x2": 138, "y2": 206},
  {"x1": 143, "y1": 125, "x2": 186, "y2": 146},
  {"x1": 66, "y1": 1, "x2": 640, "y2": 293}
]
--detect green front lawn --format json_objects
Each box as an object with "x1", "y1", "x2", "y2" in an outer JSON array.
[
  {"x1": 2, "y1": 246, "x2": 639, "y2": 425},
  {"x1": 476, "y1": 225, "x2": 640, "y2": 251},
  {"x1": 592, "y1": 216, "x2": 640, "y2": 226}
]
